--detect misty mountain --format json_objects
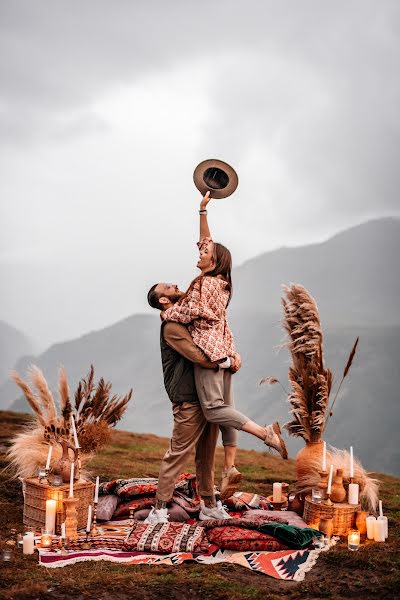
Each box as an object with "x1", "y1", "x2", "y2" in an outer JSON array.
[
  {"x1": 2, "y1": 218, "x2": 399, "y2": 475},
  {"x1": 0, "y1": 321, "x2": 34, "y2": 386}
]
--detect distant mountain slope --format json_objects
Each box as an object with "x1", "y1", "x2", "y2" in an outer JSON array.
[
  {"x1": 0, "y1": 321, "x2": 34, "y2": 385},
  {"x1": 3, "y1": 218, "x2": 399, "y2": 475}
]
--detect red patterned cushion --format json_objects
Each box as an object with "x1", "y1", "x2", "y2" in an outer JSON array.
[
  {"x1": 206, "y1": 526, "x2": 288, "y2": 551},
  {"x1": 113, "y1": 496, "x2": 155, "y2": 517},
  {"x1": 123, "y1": 522, "x2": 209, "y2": 554}
]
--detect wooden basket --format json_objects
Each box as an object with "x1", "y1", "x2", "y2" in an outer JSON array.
[
  {"x1": 23, "y1": 478, "x2": 94, "y2": 534},
  {"x1": 303, "y1": 495, "x2": 360, "y2": 536}
]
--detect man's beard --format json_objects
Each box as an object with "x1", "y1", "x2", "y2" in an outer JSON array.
[{"x1": 168, "y1": 292, "x2": 185, "y2": 304}]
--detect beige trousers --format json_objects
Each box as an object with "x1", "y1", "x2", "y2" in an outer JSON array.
[
  {"x1": 194, "y1": 365, "x2": 249, "y2": 447},
  {"x1": 157, "y1": 401, "x2": 219, "y2": 502}
]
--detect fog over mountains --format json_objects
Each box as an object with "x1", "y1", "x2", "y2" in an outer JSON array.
[{"x1": 1, "y1": 217, "x2": 399, "y2": 475}]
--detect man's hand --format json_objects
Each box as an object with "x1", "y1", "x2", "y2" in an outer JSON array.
[
  {"x1": 230, "y1": 352, "x2": 242, "y2": 373},
  {"x1": 200, "y1": 191, "x2": 211, "y2": 211}
]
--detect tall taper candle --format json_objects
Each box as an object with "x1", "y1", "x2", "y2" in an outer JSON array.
[
  {"x1": 379, "y1": 500, "x2": 383, "y2": 518},
  {"x1": 94, "y1": 476, "x2": 100, "y2": 503},
  {"x1": 61, "y1": 522, "x2": 66, "y2": 539},
  {"x1": 86, "y1": 504, "x2": 92, "y2": 533},
  {"x1": 322, "y1": 441, "x2": 327, "y2": 472},
  {"x1": 71, "y1": 415, "x2": 80, "y2": 448},
  {"x1": 45, "y1": 445, "x2": 53, "y2": 470},
  {"x1": 327, "y1": 465, "x2": 334, "y2": 495},
  {"x1": 69, "y1": 462, "x2": 74, "y2": 498},
  {"x1": 350, "y1": 446, "x2": 354, "y2": 479}
]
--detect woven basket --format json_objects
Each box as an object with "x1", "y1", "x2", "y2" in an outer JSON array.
[
  {"x1": 303, "y1": 495, "x2": 360, "y2": 536},
  {"x1": 23, "y1": 478, "x2": 94, "y2": 534}
]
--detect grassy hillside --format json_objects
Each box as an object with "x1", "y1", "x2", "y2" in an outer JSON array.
[{"x1": 0, "y1": 411, "x2": 399, "y2": 600}]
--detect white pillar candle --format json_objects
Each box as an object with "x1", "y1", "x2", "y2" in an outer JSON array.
[
  {"x1": 94, "y1": 476, "x2": 100, "y2": 503},
  {"x1": 350, "y1": 446, "x2": 354, "y2": 479},
  {"x1": 272, "y1": 482, "x2": 282, "y2": 503},
  {"x1": 71, "y1": 415, "x2": 80, "y2": 448},
  {"x1": 69, "y1": 462, "x2": 74, "y2": 498},
  {"x1": 373, "y1": 518, "x2": 385, "y2": 542},
  {"x1": 327, "y1": 465, "x2": 334, "y2": 495},
  {"x1": 45, "y1": 445, "x2": 53, "y2": 470},
  {"x1": 378, "y1": 515, "x2": 388, "y2": 539},
  {"x1": 322, "y1": 441, "x2": 327, "y2": 472},
  {"x1": 86, "y1": 504, "x2": 92, "y2": 532},
  {"x1": 45, "y1": 499, "x2": 57, "y2": 534},
  {"x1": 348, "y1": 483, "x2": 359, "y2": 505},
  {"x1": 61, "y1": 522, "x2": 66, "y2": 539},
  {"x1": 23, "y1": 534, "x2": 35, "y2": 554},
  {"x1": 366, "y1": 516, "x2": 376, "y2": 540}
]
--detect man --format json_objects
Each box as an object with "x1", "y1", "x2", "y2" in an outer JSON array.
[{"x1": 146, "y1": 282, "x2": 241, "y2": 523}]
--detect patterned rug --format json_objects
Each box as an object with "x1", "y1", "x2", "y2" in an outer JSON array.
[{"x1": 38, "y1": 519, "x2": 338, "y2": 581}]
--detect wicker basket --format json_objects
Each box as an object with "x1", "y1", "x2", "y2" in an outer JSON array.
[
  {"x1": 303, "y1": 495, "x2": 360, "y2": 536},
  {"x1": 23, "y1": 478, "x2": 94, "y2": 534}
]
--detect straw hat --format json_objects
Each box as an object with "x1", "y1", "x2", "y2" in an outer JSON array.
[{"x1": 193, "y1": 159, "x2": 239, "y2": 199}]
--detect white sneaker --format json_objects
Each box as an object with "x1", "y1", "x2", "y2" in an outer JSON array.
[
  {"x1": 199, "y1": 500, "x2": 232, "y2": 521},
  {"x1": 144, "y1": 506, "x2": 169, "y2": 524}
]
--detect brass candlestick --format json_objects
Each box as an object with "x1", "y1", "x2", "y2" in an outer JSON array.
[
  {"x1": 58, "y1": 536, "x2": 68, "y2": 555},
  {"x1": 318, "y1": 470, "x2": 328, "y2": 500},
  {"x1": 63, "y1": 497, "x2": 79, "y2": 540},
  {"x1": 90, "y1": 502, "x2": 98, "y2": 536},
  {"x1": 324, "y1": 492, "x2": 333, "y2": 506},
  {"x1": 81, "y1": 532, "x2": 92, "y2": 550}
]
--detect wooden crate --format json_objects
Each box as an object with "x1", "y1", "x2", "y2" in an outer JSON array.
[
  {"x1": 23, "y1": 478, "x2": 94, "y2": 534},
  {"x1": 303, "y1": 495, "x2": 360, "y2": 536}
]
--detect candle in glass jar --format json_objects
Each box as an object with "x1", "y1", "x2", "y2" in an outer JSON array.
[
  {"x1": 45, "y1": 499, "x2": 56, "y2": 534},
  {"x1": 41, "y1": 531, "x2": 52, "y2": 548},
  {"x1": 45, "y1": 445, "x2": 53, "y2": 470},
  {"x1": 348, "y1": 529, "x2": 360, "y2": 551},
  {"x1": 366, "y1": 516, "x2": 376, "y2": 540},
  {"x1": 71, "y1": 414, "x2": 80, "y2": 448},
  {"x1": 373, "y1": 518, "x2": 385, "y2": 542},
  {"x1": 322, "y1": 441, "x2": 327, "y2": 471},
  {"x1": 327, "y1": 465, "x2": 334, "y2": 495},
  {"x1": 69, "y1": 462, "x2": 74, "y2": 497},
  {"x1": 348, "y1": 482, "x2": 359, "y2": 505},
  {"x1": 272, "y1": 482, "x2": 282, "y2": 502},
  {"x1": 350, "y1": 446, "x2": 354, "y2": 478},
  {"x1": 23, "y1": 534, "x2": 35, "y2": 554},
  {"x1": 94, "y1": 476, "x2": 100, "y2": 503}
]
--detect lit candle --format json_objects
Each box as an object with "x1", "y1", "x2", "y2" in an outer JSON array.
[
  {"x1": 94, "y1": 476, "x2": 100, "y2": 503},
  {"x1": 348, "y1": 529, "x2": 360, "y2": 551},
  {"x1": 86, "y1": 504, "x2": 92, "y2": 533},
  {"x1": 348, "y1": 482, "x2": 359, "y2": 505},
  {"x1": 322, "y1": 441, "x2": 327, "y2": 472},
  {"x1": 61, "y1": 522, "x2": 66, "y2": 539},
  {"x1": 350, "y1": 446, "x2": 354, "y2": 479},
  {"x1": 40, "y1": 533, "x2": 52, "y2": 548},
  {"x1": 366, "y1": 516, "x2": 376, "y2": 540},
  {"x1": 71, "y1": 415, "x2": 80, "y2": 448},
  {"x1": 45, "y1": 499, "x2": 57, "y2": 534},
  {"x1": 272, "y1": 482, "x2": 282, "y2": 503},
  {"x1": 69, "y1": 462, "x2": 74, "y2": 498},
  {"x1": 23, "y1": 534, "x2": 35, "y2": 554},
  {"x1": 378, "y1": 515, "x2": 388, "y2": 539},
  {"x1": 327, "y1": 465, "x2": 334, "y2": 495},
  {"x1": 373, "y1": 518, "x2": 385, "y2": 542},
  {"x1": 45, "y1": 445, "x2": 53, "y2": 470}
]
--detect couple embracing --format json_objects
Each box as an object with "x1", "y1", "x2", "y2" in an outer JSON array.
[{"x1": 146, "y1": 191, "x2": 287, "y2": 523}]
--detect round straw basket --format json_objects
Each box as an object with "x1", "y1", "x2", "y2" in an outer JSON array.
[{"x1": 303, "y1": 495, "x2": 360, "y2": 536}]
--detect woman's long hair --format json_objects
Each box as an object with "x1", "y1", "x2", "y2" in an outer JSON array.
[{"x1": 185, "y1": 242, "x2": 233, "y2": 306}]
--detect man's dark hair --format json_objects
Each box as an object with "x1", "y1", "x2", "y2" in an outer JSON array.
[{"x1": 147, "y1": 283, "x2": 162, "y2": 310}]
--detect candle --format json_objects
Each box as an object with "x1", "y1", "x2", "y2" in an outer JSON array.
[
  {"x1": 350, "y1": 446, "x2": 354, "y2": 479},
  {"x1": 45, "y1": 499, "x2": 56, "y2": 534},
  {"x1": 94, "y1": 476, "x2": 100, "y2": 503},
  {"x1": 348, "y1": 482, "x2": 359, "y2": 505},
  {"x1": 71, "y1": 414, "x2": 80, "y2": 448},
  {"x1": 45, "y1": 445, "x2": 53, "y2": 470},
  {"x1": 40, "y1": 532, "x2": 52, "y2": 548},
  {"x1": 272, "y1": 482, "x2": 282, "y2": 503},
  {"x1": 61, "y1": 522, "x2": 66, "y2": 539},
  {"x1": 373, "y1": 518, "x2": 385, "y2": 542},
  {"x1": 322, "y1": 441, "x2": 327, "y2": 472},
  {"x1": 23, "y1": 534, "x2": 35, "y2": 554},
  {"x1": 348, "y1": 529, "x2": 360, "y2": 551},
  {"x1": 366, "y1": 516, "x2": 376, "y2": 540},
  {"x1": 69, "y1": 462, "x2": 74, "y2": 498},
  {"x1": 378, "y1": 515, "x2": 388, "y2": 539},
  {"x1": 379, "y1": 500, "x2": 383, "y2": 518},
  {"x1": 327, "y1": 465, "x2": 334, "y2": 495},
  {"x1": 86, "y1": 504, "x2": 92, "y2": 533}
]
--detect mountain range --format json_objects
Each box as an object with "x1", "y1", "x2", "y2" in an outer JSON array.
[{"x1": 1, "y1": 217, "x2": 399, "y2": 475}]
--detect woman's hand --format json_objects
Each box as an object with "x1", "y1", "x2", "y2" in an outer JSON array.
[{"x1": 200, "y1": 191, "x2": 211, "y2": 211}]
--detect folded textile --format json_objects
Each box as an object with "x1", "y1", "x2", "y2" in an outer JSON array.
[
  {"x1": 223, "y1": 491, "x2": 272, "y2": 511},
  {"x1": 113, "y1": 496, "x2": 156, "y2": 518},
  {"x1": 257, "y1": 523, "x2": 322, "y2": 549},
  {"x1": 100, "y1": 478, "x2": 158, "y2": 498},
  {"x1": 134, "y1": 503, "x2": 190, "y2": 522},
  {"x1": 242, "y1": 509, "x2": 308, "y2": 529},
  {"x1": 198, "y1": 516, "x2": 288, "y2": 530},
  {"x1": 123, "y1": 522, "x2": 209, "y2": 554},
  {"x1": 205, "y1": 525, "x2": 288, "y2": 551},
  {"x1": 97, "y1": 495, "x2": 120, "y2": 521}
]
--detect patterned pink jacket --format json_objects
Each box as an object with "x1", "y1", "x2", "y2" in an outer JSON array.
[{"x1": 161, "y1": 274, "x2": 235, "y2": 363}]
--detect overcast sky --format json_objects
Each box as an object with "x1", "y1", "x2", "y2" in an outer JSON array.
[{"x1": 1, "y1": 0, "x2": 399, "y2": 349}]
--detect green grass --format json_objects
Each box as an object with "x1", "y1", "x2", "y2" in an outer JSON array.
[{"x1": 0, "y1": 410, "x2": 399, "y2": 600}]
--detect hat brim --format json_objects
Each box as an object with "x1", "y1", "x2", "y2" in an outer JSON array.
[{"x1": 193, "y1": 159, "x2": 239, "y2": 199}]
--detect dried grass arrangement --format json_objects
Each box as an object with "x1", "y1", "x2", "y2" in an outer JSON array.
[{"x1": 7, "y1": 365, "x2": 132, "y2": 479}]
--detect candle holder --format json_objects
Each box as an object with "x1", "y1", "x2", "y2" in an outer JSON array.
[
  {"x1": 63, "y1": 497, "x2": 79, "y2": 540},
  {"x1": 81, "y1": 532, "x2": 92, "y2": 550},
  {"x1": 324, "y1": 492, "x2": 333, "y2": 506},
  {"x1": 318, "y1": 470, "x2": 328, "y2": 500},
  {"x1": 58, "y1": 536, "x2": 68, "y2": 555},
  {"x1": 348, "y1": 529, "x2": 360, "y2": 551},
  {"x1": 38, "y1": 467, "x2": 51, "y2": 485},
  {"x1": 75, "y1": 447, "x2": 83, "y2": 482},
  {"x1": 266, "y1": 495, "x2": 286, "y2": 511},
  {"x1": 90, "y1": 502, "x2": 98, "y2": 536}
]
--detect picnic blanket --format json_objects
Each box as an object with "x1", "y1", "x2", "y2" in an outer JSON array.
[{"x1": 38, "y1": 518, "x2": 338, "y2": 580}]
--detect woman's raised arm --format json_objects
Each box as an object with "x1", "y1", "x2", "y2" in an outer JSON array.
[{"x1": 199, "y1": 191, "x2": 212, "y2": 242}]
